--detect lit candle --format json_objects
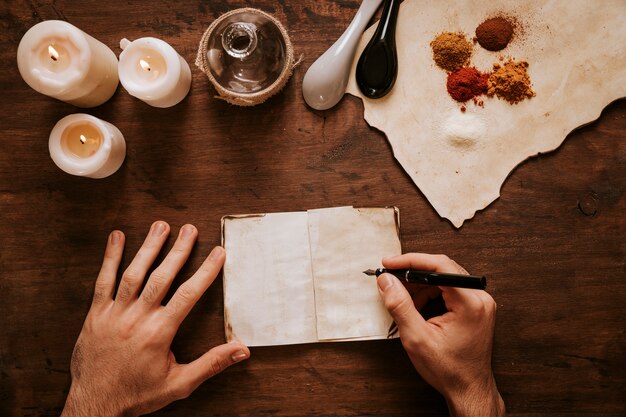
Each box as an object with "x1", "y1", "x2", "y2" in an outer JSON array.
[
  {"x1": 118, "y1": 37, "x2": 191, "y2": 108},
  {"x1": 49, "y1": 114, "x2": 126, "y2": 179},
  {"x1": 17, "y1": 20, "x2": 119, "y2": 108}
]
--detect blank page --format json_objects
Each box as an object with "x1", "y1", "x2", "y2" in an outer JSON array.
[
  {"x1": 308, "y1": 207, "x2": 400, "y2": 341},
  {"x1": 222, "y1": 212, "x2": 317, "y2": 346}
]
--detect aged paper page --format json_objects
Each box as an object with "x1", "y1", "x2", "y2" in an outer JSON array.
[
  {"x1": 308, "y1": 207, "x2": 401, "y2": 341},
  {"x1": 222, "y1": 213, "x2": 317, "y2": 346}
]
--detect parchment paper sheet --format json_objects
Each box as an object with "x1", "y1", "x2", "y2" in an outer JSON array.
[{"x1": 346, "y1": 0, "x2": 626, "y2": 227}]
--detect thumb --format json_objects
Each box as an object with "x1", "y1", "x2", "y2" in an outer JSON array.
[
  {"x1": 377, "y1": 273, "x2": 428, "y2": 336},
  {"x1": 174, "y1": 342, "x2": 250, "y2": 397}
]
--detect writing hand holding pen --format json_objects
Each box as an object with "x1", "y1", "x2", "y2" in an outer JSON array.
[{"x1": 376, "y1": 253, "x2": 505, "y2": 417}]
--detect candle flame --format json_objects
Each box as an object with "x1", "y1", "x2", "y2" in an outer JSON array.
[
  {"x1": 79, "y1": 134, "x2": 87, "y2": 144},
  {"x1": 139, "y1": 59, "x2": 151, "y2": 71},
  {"x1": 48, "y1": 45, "x2": 59, "y2": 61}
]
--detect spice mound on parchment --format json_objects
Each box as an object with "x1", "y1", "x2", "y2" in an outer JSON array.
[
  {"x1": 430, "y1": 15, "x2": 534, "y2": 107},
  {"x1": 430, "y1": 32, "x2": 473, "y2": 72},
  {"x1": 475, "y1": 16, "x2": 514, "y2": 51},
  {"x1": 488, "y1": 59, "x2": 535, "y2": 104},
  {"x1": 446, "y1": 67, "x2": 489, "y2": 103}
]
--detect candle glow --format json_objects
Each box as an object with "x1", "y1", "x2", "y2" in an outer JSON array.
[
  {"x1": 118, "y1": 37, "x2": 191, "y2": 108},
  {"x1": 139, "y1": 59, "x2": 151, "y2": 71},
  {"x1": 49, "y1": 114, "x2": 126, "y2": 178},
  {"x1": 17, "y1": 20, "x2": 119, "y2": 107},
  {"x1": 48, "y1": 45, "x2": 59, "y2": 61}
]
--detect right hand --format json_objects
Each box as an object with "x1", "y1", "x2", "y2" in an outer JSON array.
[{"x1": 377, "y1": 253, "x2": 505, "y2": 417}]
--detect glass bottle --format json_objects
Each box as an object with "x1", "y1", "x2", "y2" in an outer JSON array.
[{"x1": 206, "y1": 10, "x2": 288, "y2": 94}]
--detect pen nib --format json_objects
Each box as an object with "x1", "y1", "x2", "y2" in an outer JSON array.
[{"x1": 363, "y1": 269, "x2": 377, "y2": 276}]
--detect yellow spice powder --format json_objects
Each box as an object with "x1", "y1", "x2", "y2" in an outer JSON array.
[{"x1": 430, "y1": 32, "x2": 473, "y2": 72}]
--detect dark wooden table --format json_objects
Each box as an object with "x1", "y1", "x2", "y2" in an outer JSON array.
[{"x1": 1, "y1": 1, "x2": 624, "y2": 416}]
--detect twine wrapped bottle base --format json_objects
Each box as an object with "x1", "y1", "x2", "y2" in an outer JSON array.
[{"x1": 195, "y1": 8, "x2": 297, "y2": 106}]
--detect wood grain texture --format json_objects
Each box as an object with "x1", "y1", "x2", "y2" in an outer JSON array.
[{"x1": 0, "y1": 1, "x2": 624, "y2": 416}]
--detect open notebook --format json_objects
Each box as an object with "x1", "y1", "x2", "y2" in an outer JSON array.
[{"x1": 221, "y1": 206, "x2": 401, "y2": 346}]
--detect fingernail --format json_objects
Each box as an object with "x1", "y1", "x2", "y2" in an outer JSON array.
[
  {"x1": 180, "y1": 225, "x2": 195, "y2": 240},
  {"x1": 152, "y1": 221, "x2": 167, "y2": 237},
  {"x1": 378, "y1": 274, "x2": 395, "y2": 291},
  {"x1": 231, "y1": 350, "x2": 248, "y2": 363},
  {"x1": 209, "y1": 246, "x2": 224, "y2": 260},
  {"x1": 110, "y1": 231, "x2": 121, "y2": 244}
]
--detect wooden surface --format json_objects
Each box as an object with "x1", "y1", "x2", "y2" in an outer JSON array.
[{"x1": 0, "y1": 1, "x2": 624, "y2": 416}]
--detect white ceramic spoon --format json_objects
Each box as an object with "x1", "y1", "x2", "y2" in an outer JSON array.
[{"x1": 302, "y1": 0, "x2": 383, "y2": 110}]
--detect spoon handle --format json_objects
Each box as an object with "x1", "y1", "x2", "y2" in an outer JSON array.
[
  {"x1": 302, "y1": 0, "x2": 383, "y2": 110},
  {"x1": 355, "y1": 0, "x2": 400, "y2": 99}
]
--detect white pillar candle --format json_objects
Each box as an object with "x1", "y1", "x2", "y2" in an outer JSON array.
[
  {"x1": 118, "y1": 37, "x2": 191, "y2": 108},
  {"x1": 49, "y1": 114, "x2": 126, "y2": 179},
  {"x1": 17, "y1": 20, "x2": 119, "y2": 108}
]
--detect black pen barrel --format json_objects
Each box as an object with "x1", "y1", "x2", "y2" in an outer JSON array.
[
  {"x1": 408, "y1": 271, "x2": 486, "y2": 289},
  {"x1": 380, "y1": 269, "x2": 486, "y2": 290}
]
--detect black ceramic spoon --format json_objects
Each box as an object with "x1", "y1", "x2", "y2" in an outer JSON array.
[{"x1": 355, "y1": 0, "x2": 400, "y2": 99}]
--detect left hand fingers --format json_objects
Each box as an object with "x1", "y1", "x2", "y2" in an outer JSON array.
[
  {"x1": 92, "y1": 230, "x2": 125, "y2": 308},
  {"x1": 163, "y1": 246, "x2": 226, "y2": 326},
  {"x1": 115, "y1": 221, "x2": 170, "y2": 304},
  {"x1": 139, "y1": 224, "x2": 198, "y2": 308}
]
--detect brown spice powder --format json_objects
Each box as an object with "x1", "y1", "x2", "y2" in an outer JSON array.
[
  {"x1": 487, "y1": 60, "x2": 535, "y2": 104},
  {"x1": 475, "y1": 17, "x2": 514, "y2": 51},
  {"x1": 430, "y1": 32, "x2": 473, "y2": 72}
]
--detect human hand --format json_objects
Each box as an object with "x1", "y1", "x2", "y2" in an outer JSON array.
[
  {"x1": 61, "y1": 221, "x2": 250, "y2": 417},
  {"x1": 377, "y1": 253, "x2": 505, "y2": 417}
]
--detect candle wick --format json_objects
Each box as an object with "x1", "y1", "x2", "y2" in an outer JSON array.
[{"x1": 79, "y1": 134, "x2": 87, "y2": 145}]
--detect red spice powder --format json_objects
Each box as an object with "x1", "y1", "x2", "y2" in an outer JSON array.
[{"x1": 446, "y1": 67, "x2": 489, "y2": 102}]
